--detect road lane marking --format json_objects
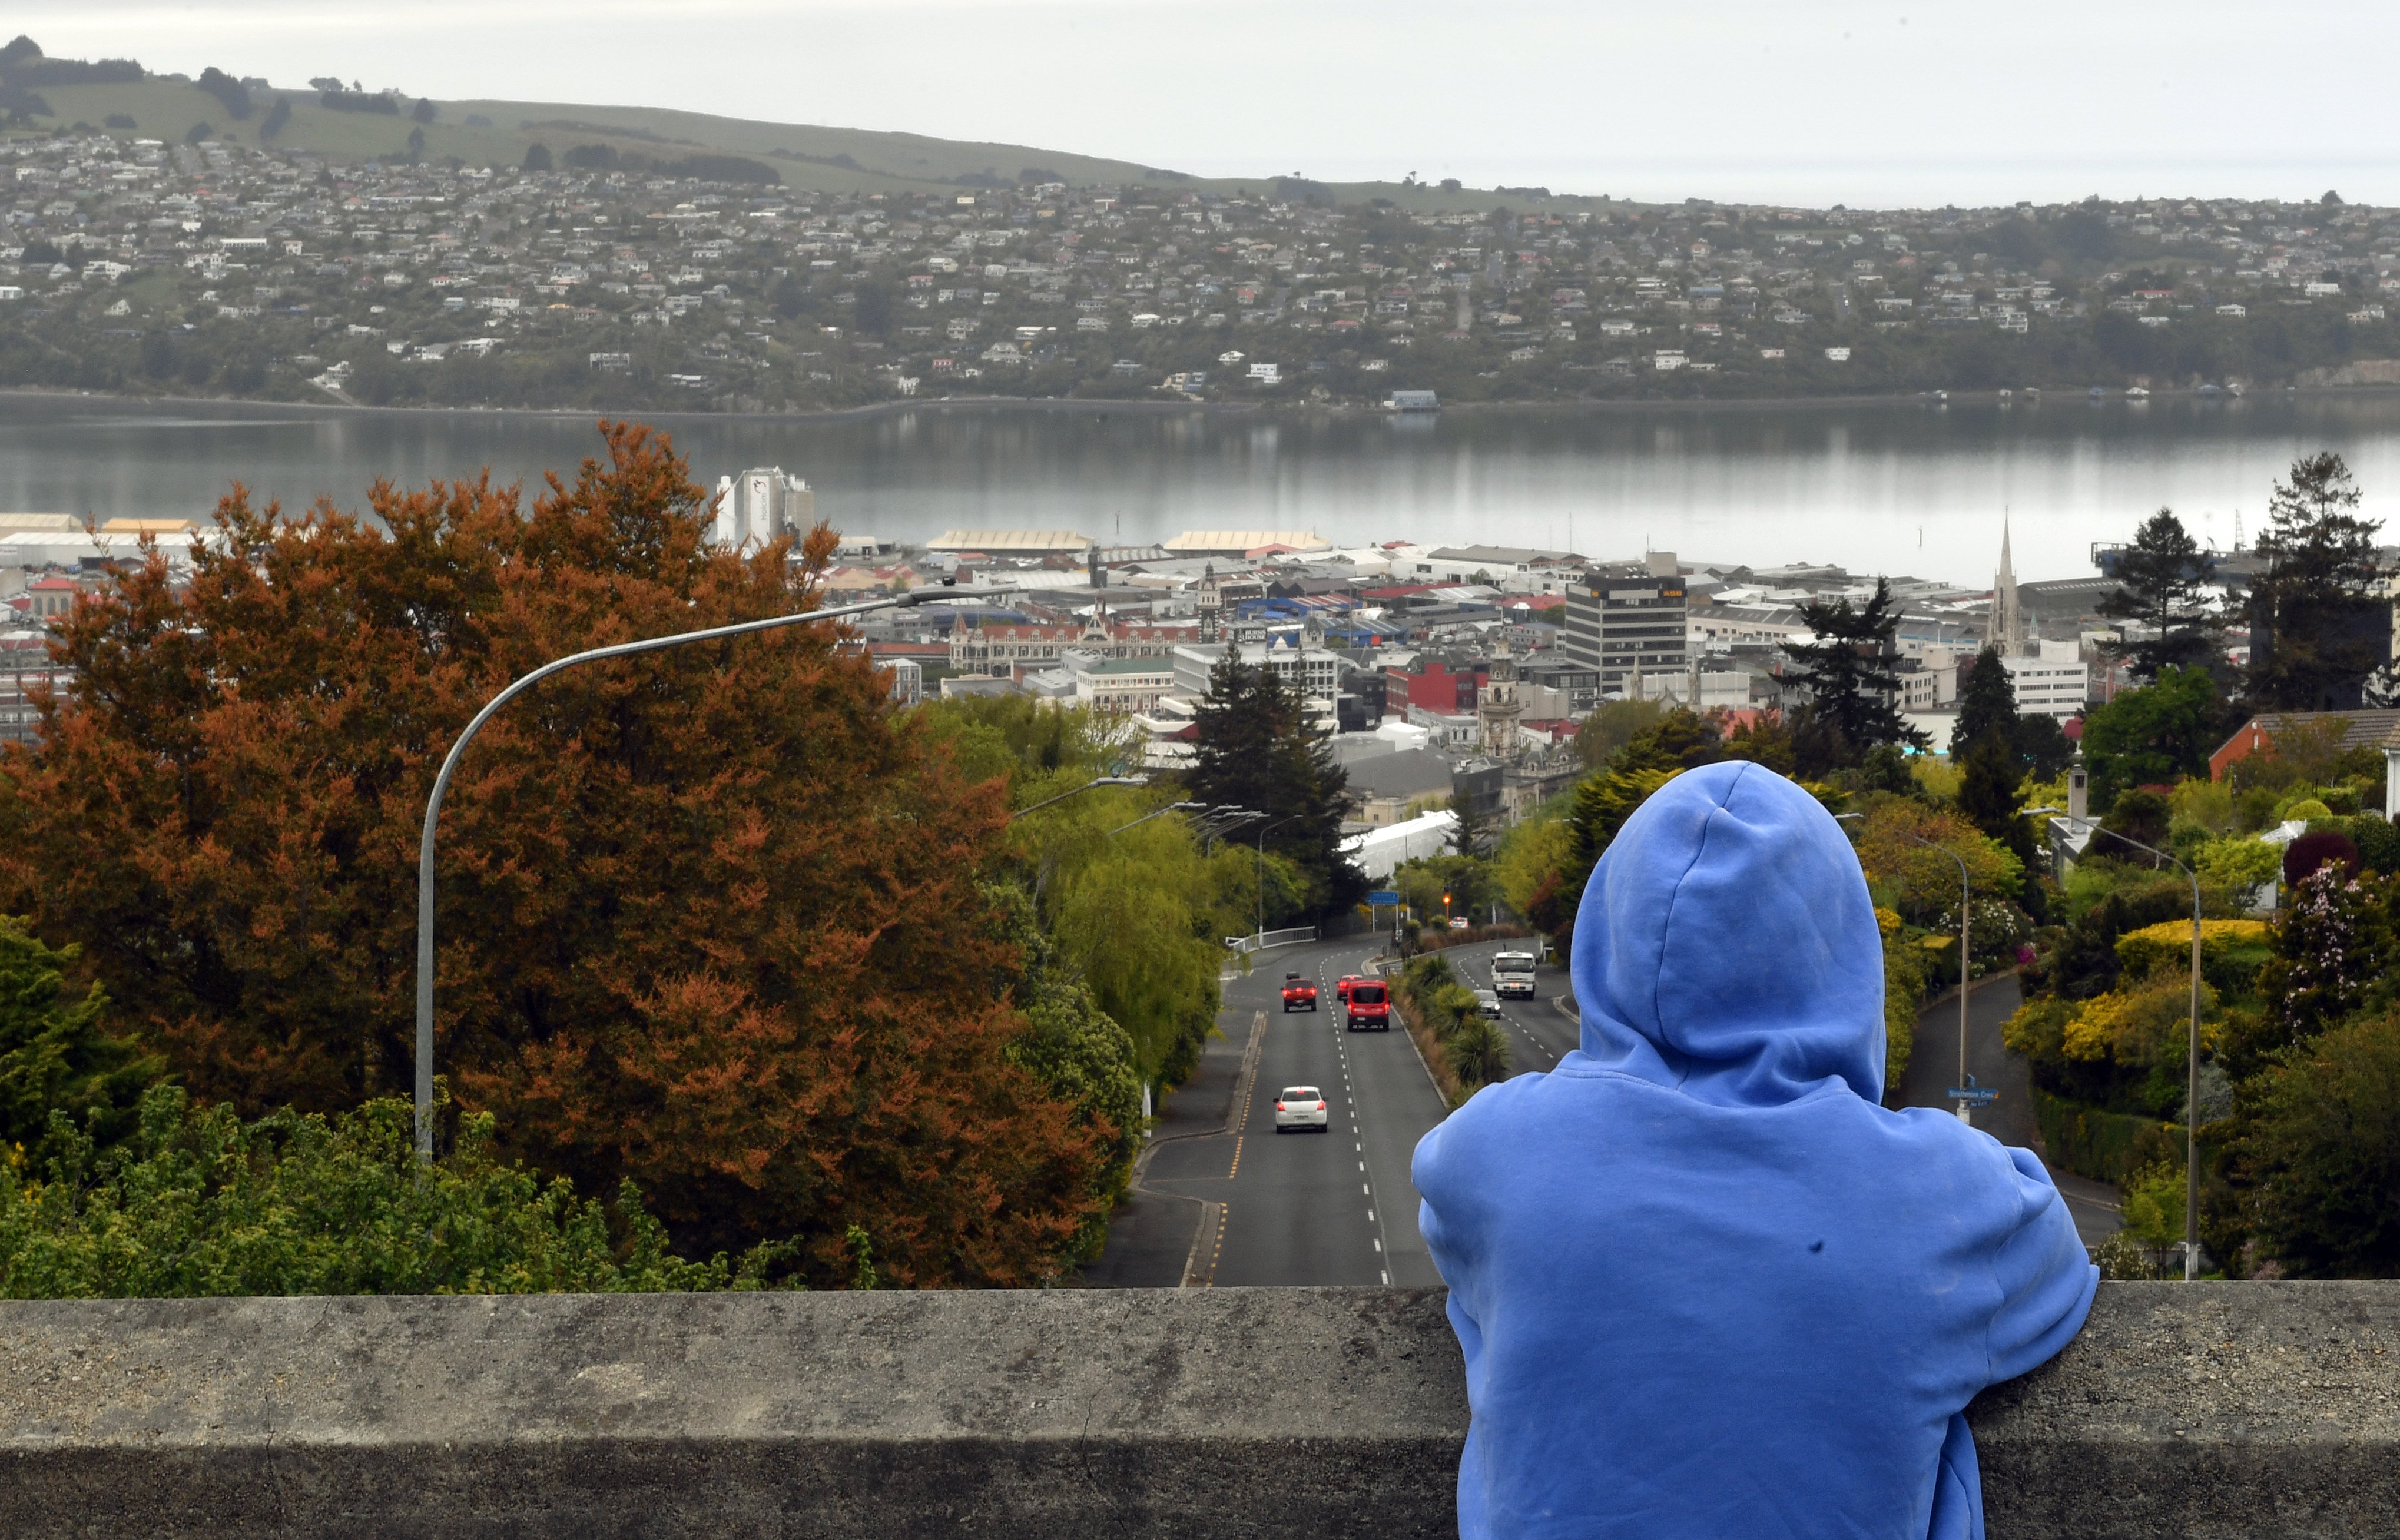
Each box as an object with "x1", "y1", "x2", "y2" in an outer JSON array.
[{"x1": 1228, "y1": 1134, "x2": 1244, "y2": 1179}]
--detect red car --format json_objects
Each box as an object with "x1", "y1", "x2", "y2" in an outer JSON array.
[
  {"x1": 1281, "y1": 973, "x2": 1318, "y2": 1013},
  {"x1": 1344, "y1": 978, "x2": 1391, "y2": 1032},
  {"x1": 1334, "y1": 974, "x2": 1363, "y2": 1004}
]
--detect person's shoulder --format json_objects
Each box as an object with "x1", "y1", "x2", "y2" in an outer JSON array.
[{"x1": 1859, "y1": 1104, "x2": 2053, "y2": 1200}]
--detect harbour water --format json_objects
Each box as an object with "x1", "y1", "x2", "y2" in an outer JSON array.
[{"x1": 6, "y1": 390, "x2": 2400, "y2": 583}]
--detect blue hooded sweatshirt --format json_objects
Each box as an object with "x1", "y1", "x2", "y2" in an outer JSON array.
[{"x1": 1414, "y1": 761, "x2": 2095, "y2": 1539}]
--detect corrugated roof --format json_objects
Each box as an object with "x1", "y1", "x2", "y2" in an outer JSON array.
[
  {"x1": 1163, "y1": 530, "x2": 1331, "y2": 554},
  {"x1": 927, "y1": 529, "x2": 1094, "y2": 553}
]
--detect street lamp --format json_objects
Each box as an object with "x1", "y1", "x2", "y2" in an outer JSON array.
[
  {"x1": 413, "y1": 583, "x2": 960, "y2": 1160},
  {"x1": 1007, "y1": 774, "x2": 1148, "y2": 822},
  {"x1": 2031, "y1": 806, "x2": 2204, "y2": 1281},
  {"x1": 1189, "y1": 806, "x2": 1264, "y2": 854},
  {"x1": 1108, "y1": 801, "x2": 1205, "y2": 836}
]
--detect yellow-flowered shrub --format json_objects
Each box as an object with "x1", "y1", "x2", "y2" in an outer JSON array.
[
  {"x1": 1874, "y1": 907, "x2": 1919, "y2": 1087},
  {"x1": 2113, "y1": 918, "x2": 2269, "y2": 979},
  {"x1": 2060, "y1": 975, "x2": 2220, "y2": 1064}
]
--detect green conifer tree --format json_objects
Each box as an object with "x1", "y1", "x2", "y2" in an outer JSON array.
[{"x1": 2096, "y1": 508, "x2": 2222, "y2": 682}]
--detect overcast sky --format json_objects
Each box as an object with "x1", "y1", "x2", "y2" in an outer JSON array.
[{"x1": 23, "y1": 1, "x2": 2400, "y2": 207}]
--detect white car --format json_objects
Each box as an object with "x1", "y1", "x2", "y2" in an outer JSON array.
[
  {"x1": 1272, "y1": 1086, "x2": 1329, "y2": 1133},
  {"x1": 1474, "y1": 989, "x2": 1503, "y2": 1018}
]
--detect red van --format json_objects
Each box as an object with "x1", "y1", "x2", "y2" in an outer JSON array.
[{"x1": 1345, "y1": 980, "x2": 1390, "y2": 1032}]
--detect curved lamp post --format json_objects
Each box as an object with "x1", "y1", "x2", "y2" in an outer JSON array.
[
  {"x1": 413, "y1": 584, "x2": 957, "y2": 1160},
  {"x1": 1009, "y1": 774, "x2": 1148, "y2": 821},
  {"x1": 2032, "y1": 808, "x2": 2204, "y2": 1280},
  {"x1": 1108, "y1": 800, "x2": 1205, "y2": 836}
]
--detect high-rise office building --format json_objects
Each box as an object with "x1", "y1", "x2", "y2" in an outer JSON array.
[{"x1": 1560, "y1": 555, "x2": 1689, "y2": 698}]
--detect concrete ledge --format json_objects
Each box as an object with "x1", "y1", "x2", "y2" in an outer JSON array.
[{"x1": 1, "y1": 1282, "x2": 2394, "y2": 1538}]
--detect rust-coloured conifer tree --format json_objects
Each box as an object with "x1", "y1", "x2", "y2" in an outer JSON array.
[{"x1": 0, "y1": 423, "x2": 1105, "y2": 1284}]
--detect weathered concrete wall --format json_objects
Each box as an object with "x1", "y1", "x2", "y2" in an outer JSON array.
[{"x1": 0, "y1": 1282, "x2": 2393, "y2": 1538}]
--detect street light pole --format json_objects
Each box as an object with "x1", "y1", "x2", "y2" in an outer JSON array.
[
  {"x1": 1007, "y1": 774, "x2": 1148, "y2": 822},
  {"x1": 1108, "y1": 801, "x2": 1205, "y2": 836},
  {"x1": 413, "y1": 584, "x2": 956, "y2": 1160},
  {"x1": 1904, "y1": 832, "x2": 1974, "y2": 1124},
  {"x1": 2031, "y1": 808, "x2": 2204, "y2": 1280}
]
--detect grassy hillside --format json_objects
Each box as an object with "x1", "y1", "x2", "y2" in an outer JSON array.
[{"x1": 15, "y1": 69, "x2": 1616, "y2": 214}]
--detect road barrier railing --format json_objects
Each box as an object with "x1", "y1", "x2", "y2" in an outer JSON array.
[{"x1": 1224, "y1": 925, "x2": 1320, "y2": 956}]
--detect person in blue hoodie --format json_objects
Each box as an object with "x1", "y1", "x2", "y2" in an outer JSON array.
[{"x1": 1414, "y1": 760, "x2": 2096, "y2": 1539}]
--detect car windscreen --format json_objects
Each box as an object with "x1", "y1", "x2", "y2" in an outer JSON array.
[
  {"x1": 1351, "y1": 985, "x2": 1385, "y2": 1003},
  {"x1": 1281, "y1": 1088, "x2": 1320, "y2": 1102}
]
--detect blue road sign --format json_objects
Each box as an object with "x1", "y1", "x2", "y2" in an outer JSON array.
[
  {"x1": 1368, "y1": 890, "x2": 1400, "y2": 907},
  {"x1": 1948, "y1": 1087, "x2": 1999, "y2": 1106}
]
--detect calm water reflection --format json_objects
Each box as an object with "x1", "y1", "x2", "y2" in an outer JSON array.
[{"x1": 5, "y1": 391, "x2": 2400, "y2": 583}]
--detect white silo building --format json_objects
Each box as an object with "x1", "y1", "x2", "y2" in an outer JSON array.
[{"x1": 712, "y1": 467, "x2": 816, "y2": 551}]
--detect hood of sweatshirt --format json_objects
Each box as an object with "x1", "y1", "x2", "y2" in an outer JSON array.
[{"x1": 1572, "y1": 759, "x2": 1885, "y2": 1107}]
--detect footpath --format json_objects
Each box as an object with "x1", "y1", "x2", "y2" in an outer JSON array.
[{"x1": 1079, "y1": 1004, "x2": 1264, "y2": 1289}]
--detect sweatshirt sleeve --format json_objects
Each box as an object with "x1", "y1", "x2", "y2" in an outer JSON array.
[{"x1": 1984, "y1": 1144, "x2": 2100, "y2": 1386}]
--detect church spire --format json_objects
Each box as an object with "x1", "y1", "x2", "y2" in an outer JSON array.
[{"x1": 1990, "y1": 513, "x2": 2024, "y2": 656}]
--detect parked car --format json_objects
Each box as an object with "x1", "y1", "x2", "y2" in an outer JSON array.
[
  {"x1": 1345, "y1": 979, "x2": 1391, "y2": 1032},
  {"x1": 1273, "y1": 1085, "x2": 1329, "y2": 1132},
  {"x1": 1281, "y1": 973, "x2": 1318, "y2": 1013}
]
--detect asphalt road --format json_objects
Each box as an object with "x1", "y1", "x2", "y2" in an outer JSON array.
[
  {"x1": 1129, "y1": 936, "x2": 1450, "y2": 1286},
  {"x1": 1090, "y1": 934, "x2": 2120, "y2": 1285},
  {"x1": 1890, "y1": 972, "x2": 2126, "y2": 1247},
  {"x1": 1092, "y1": 934, "x2": 1576, "y2": 1289}
]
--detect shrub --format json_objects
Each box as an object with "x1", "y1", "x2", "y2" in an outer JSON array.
[
  {"x1": 2234, "y1": 1011, "x2": 2400, "y2": 1277},
  {"x1": 2283, "y1": 829, "x2": 2360, "y2": 887},
  {"x1": 0, "y1": 1086, "x2": 786, "y2": 1299},
  {"x1": 2033, "y1": 1087, "x2": 2174, "y2": 1184},
  {"x1": 1444, "y1": 1017, "x2": 1510, "y2": 1091},
  {"x1": 2114, "y1": 918, "x2": 2268, "y2": 982}
]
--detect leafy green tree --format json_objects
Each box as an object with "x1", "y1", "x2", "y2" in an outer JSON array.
[
  {"x1": 2016, "y1": 713, "x2": 2076, "y2": 781},
  {"x1": 1186, "y1": 655, "x2": 1361, "y2": 916},
  {"x1": 1574, "y1": 697, "x2": 1668, "y2": 769},
  {"x1": 2, "y1": 1086, "x2": 783, "y2": 1299},
  {"x1": 1859, "y1": 742, "x2": 1917, "y2": 796},
  {"x1": 0, "y1": 919, "x2": 163, "y2": 1166},
  {"x1": 1784, "y1": 579, "x2": 1916, "y2": 772},
  {"x1": 982, "y1": 881, "x2": 1143, "y2": 1260},
  {"x1": 2234, "y1": 1010, "x2": 2400, "y2": 1277},
  {"x1": 1614, "y1": 708, "x2": 1723, "y2": 773},
  {"x1": 2247, "y1": 453, "x2": 2386, "y2": 711},
  {"x1": 2097, "y1": 509, "x2": 2222, "y2": 682},
  {"x1": 2079, "y1": 666, "x2": 2222, "y2": 809}
]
